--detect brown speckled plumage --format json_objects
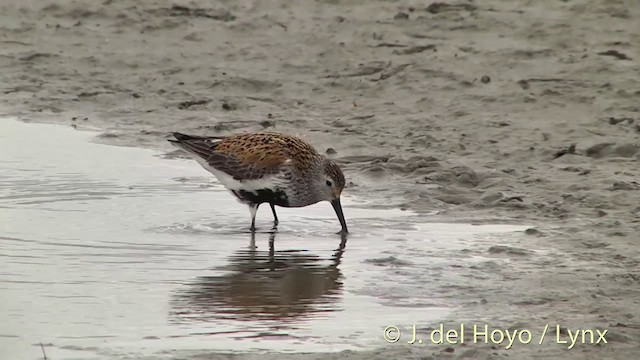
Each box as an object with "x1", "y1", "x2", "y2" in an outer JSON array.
[
  {"x1": 215, "y1": 132, "x2": 321, "y2": 170},
  {"x1": 169, "y1": 131, "x2": 349, "y2": 234}
]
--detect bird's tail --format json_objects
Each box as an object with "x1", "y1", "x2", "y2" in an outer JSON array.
[{"x1": 168, "y1": 132, "x2": 224, "y2": 159}]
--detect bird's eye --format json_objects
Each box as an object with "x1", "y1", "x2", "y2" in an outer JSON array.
[{"x1": 326, "y1": 180, "x2": 332, "y2": 187}]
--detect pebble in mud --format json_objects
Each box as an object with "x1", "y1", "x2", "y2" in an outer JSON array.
[
  {"x1": 607, "y1": 116, "x2": 634, "y2": 125},
  {"x1": 221, "y1": 101, "x2": 235, "y2": 111},
  {"x1": 597, "y1": 49, "x2": 632, "y2": 60},
  {"x1": 177, "y1": 99, "x2": 209, "y2": 109},
  {"x1": 362, "y1": 164, "x2": 388, "y2": 177},
  {"x1": 553, "y1": 144, "x2": 576, "y2": 159},
  {"x1": 98, "y1": 132, "x2": 119, "y2": 138},
  {"x1": 258, "y1": 120, "x2": 274, "y2": 128},
  {"x1": 524, "y1": 228, "x2": 542, "y2": 236},
  {"x1": 488, "y1": 245, "x2": 533, "y2": 256},
  {"x1": 595, "y1": 209, "x2": 608, "y2": 217}
]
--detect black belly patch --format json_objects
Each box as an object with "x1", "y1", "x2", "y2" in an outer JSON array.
[{"x1": 232, "y1": 188, "x2": 290, "y2": 207}]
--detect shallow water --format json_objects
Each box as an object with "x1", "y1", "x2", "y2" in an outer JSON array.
[{"x1": 0, "y1": 119, "x2": 528, "y2": 359}]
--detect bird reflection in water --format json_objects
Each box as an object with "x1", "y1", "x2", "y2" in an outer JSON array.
[{"x1": 169, "y1": 232, "x2": 347, "y2": 327}]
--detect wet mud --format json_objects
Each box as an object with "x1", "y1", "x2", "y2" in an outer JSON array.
[{"x1": 1, "y1": 120, "x2": 532, "y2": 359}]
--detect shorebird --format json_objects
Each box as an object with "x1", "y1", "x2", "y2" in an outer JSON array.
[{"x1": 168, "y1": 131, "x2": 348, "y2": 234}]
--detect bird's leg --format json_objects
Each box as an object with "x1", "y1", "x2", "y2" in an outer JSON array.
[
  {"x1": 269, "y1": 203, "x2": 279, "y2": 227},
  {"x1": 249, "y1": 203, "x2": 259, "y2": 232}
]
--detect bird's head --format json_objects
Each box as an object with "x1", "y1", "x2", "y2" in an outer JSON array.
[
  {"x1": 317, "y1": 158, "x2": 348, "y2": 234},
  {"x1": 319, "y1": 158, "x2": 346, "y2": 201}
]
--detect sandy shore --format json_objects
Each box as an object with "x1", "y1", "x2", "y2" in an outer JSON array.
[{"x1": 1, "y1": 0, "x2": 639, "y2": 358}]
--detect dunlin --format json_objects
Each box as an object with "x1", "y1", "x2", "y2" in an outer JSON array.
[{"x1": 168, "y1": 131, "x2": 348, "y2": 234}]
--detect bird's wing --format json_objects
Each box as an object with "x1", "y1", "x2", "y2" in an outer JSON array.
[
  {"x1": 215, "y1": 131, "x2": 320, "y2": 171},
  {"x1": 170, "y1": 132, "x2": 291, "y2": 181},
  {"x1": 206, "y1": 152, "x2": 285, "y2": 181}
]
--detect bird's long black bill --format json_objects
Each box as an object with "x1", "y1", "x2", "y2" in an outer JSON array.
[{"x1": 331, "y1": 198, "x2": 348, "y2": 234}]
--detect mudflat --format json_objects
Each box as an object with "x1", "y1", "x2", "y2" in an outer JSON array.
[{"x1": 0, "y1": 0, "x2": 638, "y2": 359}]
